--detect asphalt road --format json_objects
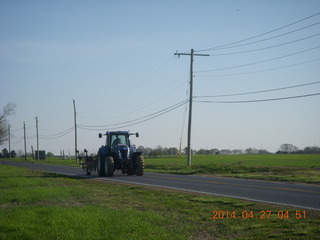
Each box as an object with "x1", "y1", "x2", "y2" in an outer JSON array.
[{"x1": 3, "y1": 160, "x2": 320, "y2": 211}]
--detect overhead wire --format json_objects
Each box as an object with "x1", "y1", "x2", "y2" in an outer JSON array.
[
  {"x1": 77, "y1": 54, "x2": 175, "y2": 107},
  {"x1": 196, "y1": 45, "x2": 320, "y2": 73},
  {"x1": 78, "y1": 99, "x2": 189, "y2": 131},
  {"x1": 39, "y1": 126, "x2": 74, "y2": 140},
  {"x1": 196, "y1": 58, "x2": 320, "y2": 77},
  {"x1": 205, "y1": 21, "x2": 320, "y2": 52},
  {"x1": 10, "y1": 127, "x2": 24, "y2": 133},
  {"x1": 207, "y1": 32, "x2": 320, "y2": 56},
  {"x1": 194, "y1": 81, "x2": 320, "y2": 99},
  {"x1": 77, "y1": 73, "x2": 188, "y2": 119},
  {"x1": 195, "y1": 92, "x2": 320, "y2": 104},
  {"x1": 11, "y1": 137, "x2": 24, "y2": 145},
  {"x1": 196, "y1": 11, "x2": 320, "y2": 52},
  {"x1": 116, "y1": 79, "x2": 188, "y2": 118}
]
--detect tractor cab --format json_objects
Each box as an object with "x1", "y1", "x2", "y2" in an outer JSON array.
[{"x1": 107, "y1": 132, "x2": 130, "y2": 147}]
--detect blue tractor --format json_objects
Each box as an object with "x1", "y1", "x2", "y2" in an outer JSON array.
[{"x1": 96, "y1": 131, "x2": 144, "y2": 177}]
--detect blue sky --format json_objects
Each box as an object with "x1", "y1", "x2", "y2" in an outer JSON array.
[{"x1": 1, "y1": 0, "x2": 320, "y2": 155}]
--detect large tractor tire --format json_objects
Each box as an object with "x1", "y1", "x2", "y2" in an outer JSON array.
[
  {"x1": 97, "y1": 152, "x2": 106, "y2": 177},
  {"x1": 135, "y1": 155, "x2": 144, "y2": 176},
  {"x1": 105, "y1": 156, "x2": 114, "y2": 177}
]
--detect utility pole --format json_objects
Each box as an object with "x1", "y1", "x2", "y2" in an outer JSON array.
[
  {"x1": 8, "y1": 124, "x2": 11, "y2": 160},
  {"x1": 174, "y1": 49, "x2": 209, "y2": 166},
  {"x1": 35, "y1": 116, "x2": 39, "y2": 160},
  {"x1": 73, "y1": 100, "x2": 78, "y2": 163},
  {"x1": 23, "y1": 121, "x2": 27, "y2": 160}
]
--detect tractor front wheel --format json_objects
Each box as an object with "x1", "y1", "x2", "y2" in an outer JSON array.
[
  {"x1": 97, "y1": 152, "x2": 106, "y2": 177},
  {"x1": 135, "y1": 155, "x2": 144, "y2": 176},
  {"x1": 105, "y1": 156, "x2": 114, "y2": 177}
]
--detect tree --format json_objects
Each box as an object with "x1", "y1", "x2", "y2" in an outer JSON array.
[
  {"x1": 155, "y1": 145, "x2": 163, "y2": 156},
  {"x1": 2, "y1": 148, "x2": 9, "y2": 158},
  {"x1": 168, "y1": 147, "x2": 178, "y2": 156},
  {"x1": 46, "y1": 152, "x2": 54, "y2": 158},
  {"x1": 10, "y1": 150, "x2": 17, "y2": 158},
  {"x1": 304, "y1": 146, "x2": 320, "y2": 154},
  {"x1": 279, "y1": 144, "x2": 298, "y2": 153},
  {"x1": 245, "y1": 148, "x2": 258, "y2": 154},
  {"x1": 0, "y1": 102, "x2": 16, "y2": 145}
]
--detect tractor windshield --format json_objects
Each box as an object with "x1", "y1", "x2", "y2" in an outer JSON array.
[{"x1": 110, "y1": 134, "x2": 129, "y2": 147}]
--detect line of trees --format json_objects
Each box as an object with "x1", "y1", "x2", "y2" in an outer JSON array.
[
  {"x1": 137, "y1": 145, "x2": 179, "y2": 158},
  {"x1": 137, "y1": 144, "x2": 320, "y2": 157}
]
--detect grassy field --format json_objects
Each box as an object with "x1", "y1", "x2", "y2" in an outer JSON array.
[
  {"x1": 5, "y1": 154, "x2": 320, "y2": 184},
  {"x1": 1, "y1": 164, "x2": 320, "y2": 240},
  {"x1": 145, "y1": 154, "x2": 320, "y2": 184}
]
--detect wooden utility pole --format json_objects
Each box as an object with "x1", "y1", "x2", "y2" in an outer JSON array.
[
  {"x1": 35, "y1": 116, "x2": 39, "y2": 160},
  {"x1": 23, "y1": 121, "x2": 27, "y2": 160},
  {"x1": 73, "y1": 100, "x2": 78, "y2": 163},
  {"x1": 174, "y1": 49, "x2": 209, "y2": 166},
  {"x1": 8, "y1": 124, "x2": 11, "y2": 160}
]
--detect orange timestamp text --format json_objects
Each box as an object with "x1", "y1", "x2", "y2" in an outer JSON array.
[{"x1": 212, "y1": 210, "x2": 306, "y2": 220}]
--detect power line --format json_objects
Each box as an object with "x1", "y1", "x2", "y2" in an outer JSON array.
[
  {"x1": 11, "y1": 137, "x2": 24, "y2": 145},
  {"x1": 196, "y1": 45, "x2": 320, "y2": 73},
  {"x1": 208, "y1": 32, "x2": 320, "y2": 56},
  {"x1": 77, "y1": 55, "x2": 175, "y2": 106},
  {"x1": 27, "y1": 134, "x2": 37, "y2": 140},
  {"x1": 39, "y1": 126, "x2": 74, "y2": 140},
  {"x1": 117, "y1": 80, "x2": 187, "y2": 118},
  {"x1": 196, "y1": 58, "x2": 320, "y2": 77},
  {"x1": 78, "y1": 74, "x2": 188, "y2": 117},
  {"x1": 10, "y1": 127, "x2": 24, "y2": 133},
  {"x1": 78, "y1": 99, "x2": 189, "y2": 131},
  {"x1": 206, "y1": 21, "x2": 320, "y2": 52},
  {"x1": 194, "y1": 81, "x2": 320, "y2": 99},
  {"x1": 194, "y1": 92, "x2": 320, "y2": 104},
  {"x1": 196, "y1": 11, "x2": 320, "y2": 52}
]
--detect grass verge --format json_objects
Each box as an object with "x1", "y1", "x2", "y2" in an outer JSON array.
[{"x1": 0, "y1": 164, "x2": 320, "y2": 239}]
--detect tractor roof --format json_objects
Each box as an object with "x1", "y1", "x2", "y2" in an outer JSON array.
[{"x1": 105, "y1": 131, "x2": 130, "y2": 135}]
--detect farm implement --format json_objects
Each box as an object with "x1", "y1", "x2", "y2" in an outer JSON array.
[{"x1": 79, "y1": 131, "x2": 144, "y2": 177}]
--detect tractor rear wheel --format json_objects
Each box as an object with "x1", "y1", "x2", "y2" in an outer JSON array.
[
  {"x1": 135, "y1": 155, "x2": 144, "y2": 176},
  {"x1": 97, "y1": 152, "x2": 106, "y2": 177},
  {"x1": 105, "y1": 156, "x2": 114, "y2": 177}
]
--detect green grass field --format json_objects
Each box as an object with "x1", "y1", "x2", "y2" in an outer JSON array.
[
  {"x1": 1, "y1": 165, "x2": 320, "y2": 240},
  {"x1": 145, "y1": 154, "x2": 320, "y2": 184}
]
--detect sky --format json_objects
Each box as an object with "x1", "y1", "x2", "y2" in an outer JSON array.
[{"x1": 1, "y1": 0, "x2": 320, "y2": 155}]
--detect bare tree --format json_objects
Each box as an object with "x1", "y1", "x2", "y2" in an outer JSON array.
[{"x1": 0, "y1": 102, "x2": 16, "y2": 145}]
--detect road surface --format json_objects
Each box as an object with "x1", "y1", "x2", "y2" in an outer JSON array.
[{"x1": 3, "y1": 160, "x2": 320, "y2": 211}]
